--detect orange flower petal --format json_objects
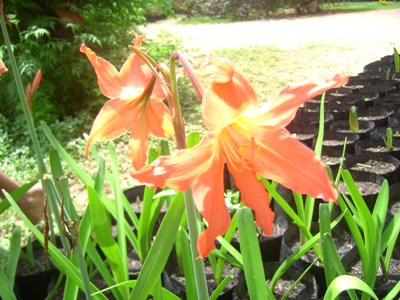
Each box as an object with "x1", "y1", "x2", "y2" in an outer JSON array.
[
  {"x1": 0, "y1": 59, "x2": 8, "y2": 75},
  {"x1": 203, "y1": 59, "x2": 257, "y2": 133},
  {"x1": 80, "y1": 44, "x2": 122, "y2": 98},
  {"x1": 228, "y1": 167, "x2": 275, "y2": 235},
  {"x1": 193, "y1": 148, "x2": 230, "y2": 258},
  {"x1": 119, "y1": 54, "x2": 152, "y2": 93},
  {"x1": 129, "y1": 122, "x2": 149, "y2": 170},
  {"x1": 130, "y1": 137, "x2": 217, "y2": 191},
  {"x1": 147, "y1": 99, "x2": 174, "y2": 139},
  {"x1": 254, "y1": 75, "x2": 348, "y2": 128},
  {"x1": 85, "y1": 98, "x2": 137, "y2": 156},
  {"x1": 254, "y1": 128, "x2": 337, "y2": 202}
]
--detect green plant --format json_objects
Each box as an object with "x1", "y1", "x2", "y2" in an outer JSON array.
[
  {"x1": 320, "y1": 170, "x2": 400, "y2": 299},
  {"x1": 0, "y1": 0, "x2": 165, "y2": 123},
  {"x1": 349, "y1": 105, "x2": 359, "y2": 133},
  {"x1": 384, "y1": 127, "x2": 393, "y2": 150},
  {"x1": 394, "y1": 47, "x2": 400, "y2": 73}
]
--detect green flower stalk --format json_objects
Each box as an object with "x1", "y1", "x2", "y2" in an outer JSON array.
[{"x1": 349, "y1": 105, "x2": 359, "y2": 133}]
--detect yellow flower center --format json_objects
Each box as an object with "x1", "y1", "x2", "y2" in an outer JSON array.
[{"x1": 220, "y1": 121, "x2": 258, "y2": 173}]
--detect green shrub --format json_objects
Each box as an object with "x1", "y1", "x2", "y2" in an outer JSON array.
[{"x1": 0, "y1": 0, "x2": 171, "y2": 124}]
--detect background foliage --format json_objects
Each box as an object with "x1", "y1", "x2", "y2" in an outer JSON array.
[{"x1": 0, "y1": 0, "x2": 172, "y2": 124}]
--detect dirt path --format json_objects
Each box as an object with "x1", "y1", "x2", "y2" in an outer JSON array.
[
  {"x1": 141, "y1": 9, "x2": 399, "y2": 51},
  {"x1": 140, "y1": 8, "x2": 400, "y2": 75}
]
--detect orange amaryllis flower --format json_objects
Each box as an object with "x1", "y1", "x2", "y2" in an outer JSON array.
[
  {"x1": 80, "y1": 40, "x2": 174, "y2": 169},
  {"x1": 0, "y1": 59, "x2": 8, "y2": 75},
  {"x1": 131, "y1": 59, "x2": 347, "y2": 258}
]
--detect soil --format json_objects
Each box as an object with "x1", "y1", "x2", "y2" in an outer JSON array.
[{"x1": 349, "y1": 159, "x2": 396, "y2": 175}]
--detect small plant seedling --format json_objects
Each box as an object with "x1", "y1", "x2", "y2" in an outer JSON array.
[
  {"x1": 394, "y1": 47, "x2": 400, "y2": 73},
  {"x1": 383, "y1": 127, "x2": 393, "y2": 150},
  {"x1": 349, "y1": 106, "x2": 359, "y2": 133}
]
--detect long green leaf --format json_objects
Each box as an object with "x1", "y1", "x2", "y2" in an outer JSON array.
[
  {"x1": 319, "y1": 205, "x2": 358, "y2": 300},
  {"x1": 49, "y1": 150, "x2": 92, "y2": 300},
  {"x1": 384, "y1": 279, "x2": 400, "y2": 300},
  {"x1": 130, "y1": 192, "x2": 185, "y2": 300},
  {"x1": 324, "y1": 275, "x2": 378, "y2": 300},
  {"x1": 237, "y1": 207, "x2": 273, "y2": 299},
  {"x1": 209, "y1": 275, "x2": 233, "y2": 300},
  {"x1": 342, "y1": 171, "x2": 375, "y2": 275},
  {"x1": 87, "y1": 186, "x2": 128, "y2": 299},
  {"x1": 382, "y1": 212, "x2": 400, "y2": 271},
  {"x1": 0, "y1": 181, "x2": 36, "y2": 214},
  {"x1": 177, "y1": 227, "x2": 197, "y2": 299},
  {"x1": 0, "y1": 266, "x2": 17, "y2": 300},
  {"x1": 108, "y1": 142, "x2": 129, "y2": 291},
  {"x1": 6, "y1": 227, "x2": 21, "y2": 287},
  {"x1": 319, "y1": 204, "x2": 337, "y2": 286},
  {"x1": 92, "y1": 279, "x2": 181, "y2": 299}
]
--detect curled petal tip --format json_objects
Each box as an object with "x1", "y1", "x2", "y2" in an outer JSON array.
[{"x1": 133, "y1": 35, "x2": 144, "y2": 48}]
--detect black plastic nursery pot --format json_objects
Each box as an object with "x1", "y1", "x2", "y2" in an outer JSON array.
[
  {"x1": 287, "y1": 123, "x2": 318, "y2": 149},
  {"x1": 14, "y1": 239, "x2": 60, "y2": 300},
  {"x1": 344, "y1": 153, "x2": 400, "y2": 186},
  {"x1": 355, "y1": 138, "x2": 400, "y2": 160},
  {"x1": 357, "y1": 79, "x2": 398, "y2": 97},
  {"x1": 292, "y1": 110, "x2": 334, "y2": 129},
  {"x1": 330, "y1": 120, "x2": 374, "y2": 141},
  {"x1": 303, "y1": 102, "x2": 352, "y2": 121},
  {"x1": 357, "y1": 106, "x2": 392, "y2": 128},
  {"x1": 370, "y1": 125, "x2": 400, "y2": 141},
  {"x1": 322, "y1": 131, "x2": 359, "y2": 155}
]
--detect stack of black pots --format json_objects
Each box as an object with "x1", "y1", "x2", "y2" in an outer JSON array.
[
  {"x1": 282, "y1": 54, "x2": 400, "y2": 299},
  {"x1": 288, "y1": 54, "x2": 400, "y2": 209}
]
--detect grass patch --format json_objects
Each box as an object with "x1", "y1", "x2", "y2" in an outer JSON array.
[
  {"x1": 178, "y1": 14, "x2": 234, "y2": 25},
  {"x1": 321, "y1": 1, "x2": 400, "y2": 12}
]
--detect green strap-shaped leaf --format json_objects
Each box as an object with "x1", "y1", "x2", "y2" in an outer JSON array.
[
  {"x1": 0, "y1": 266, "x2": 17, "y2": 300},
  {"x1": 130, "y1": 192, "x2": 185, "y2": 300},
  {"x1": 87, "y1": 185, "x2": 128, "y2": 298},
  {"x1": 324, "y1": 275, "x2": 378, "y2": 300},
  {"x1": 237, "y1": 207, "x2": 274, "y2": 299}
]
